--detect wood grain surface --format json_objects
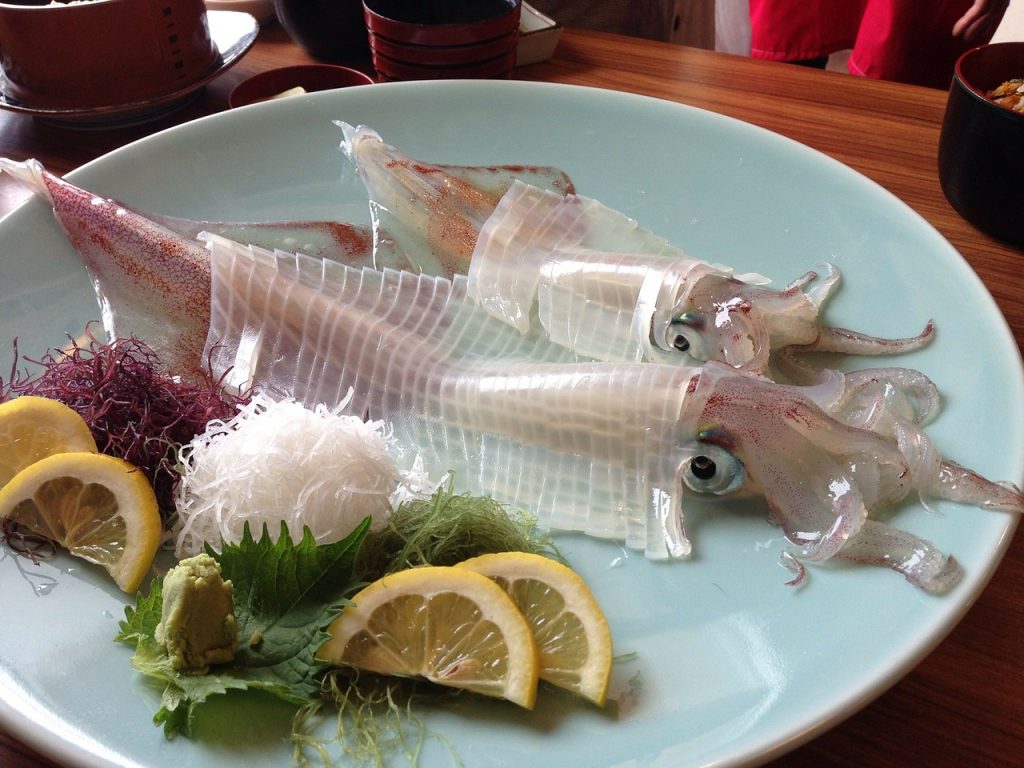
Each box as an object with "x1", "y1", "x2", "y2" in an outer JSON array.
[{"x1": 1, "y1": 23, "x2": 1021, "y2": 768}]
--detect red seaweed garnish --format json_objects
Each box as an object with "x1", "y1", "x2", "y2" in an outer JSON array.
[
  {"x1": 0, "y1": 519, "x2": 57, "y2": 563},
  {"x1": 1, "y1": 327, "x2": 250, "y2": 521}
]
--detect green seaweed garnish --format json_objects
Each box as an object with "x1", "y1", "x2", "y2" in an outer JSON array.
[{"x1": 354, "y1": 477, "x2": 563, "y2": 581}]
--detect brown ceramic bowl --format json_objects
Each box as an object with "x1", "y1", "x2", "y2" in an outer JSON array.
[
  {"x1": 938, "y1": 42, "x2": 1024, "y2": 249},
  {"x1": 363, "y1": 0, "x2": 520, "y2": 81},
  {"x1": 228, "y1": 64, "x2": 374, "y2": 107},
  {"x1": 0, "y1": 0, "x2": 219, "y2": 110}
]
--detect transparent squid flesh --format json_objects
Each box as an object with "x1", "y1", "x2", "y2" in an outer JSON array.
[
  {"x1": 204, "y1": 233, "x2": 700, "y2": 560},
  {"x1": 204, "y1": 233, "x2": 1023, "y2": 589},
  {"x1": 466, "y1": 180, "x2": 826, "y2": 371},
  {"x1": 467, "y1": 179, "x2": 686, "y2": 334},
  {"x1": 465, "y1": 179, "x2": 934, "y2": 372},
  {"x1": 0, "y1": 157, "x2": 384, "y2": 378},
  {"x1": 0, "y1": 150, "x2": 575, "y2": 376},
  {"x1": 0, "y1": 158, "x2": 214, "y2": 379},
  {"x1": 337, "y1": 122, "x2": 576, "y2": 277}
]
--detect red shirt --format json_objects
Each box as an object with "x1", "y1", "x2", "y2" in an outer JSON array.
[{"x1": 749, "y1": 0, "x2": 978, "y2": 88}]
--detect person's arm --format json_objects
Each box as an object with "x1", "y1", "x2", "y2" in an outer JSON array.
[{"x1": 952, "y1": 0, "x2": 1010, "y2": 43}]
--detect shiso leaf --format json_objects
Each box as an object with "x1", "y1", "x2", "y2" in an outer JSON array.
[
  {"x1": 215, "y1": 520, "x2": 370, "y2": 683},
  {"x1": 116, "y1": 520, "x2": 369, "y2": 738}
]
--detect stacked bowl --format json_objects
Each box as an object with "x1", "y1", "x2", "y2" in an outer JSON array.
[{"x1": 363, "y1": 0, "x2": 522, "y2": 81}]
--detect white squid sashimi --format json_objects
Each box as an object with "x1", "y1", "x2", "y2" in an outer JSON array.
[
  {"x1": 337, "y1": 124, "x2": 933, "y2": 374},
  {"x1": 337, "y1": 121, "x2": 576, "y2": 277},
  {"x1": 466, "y1": 180, "x2": 934, "y2": 373},
  {"x1": 202, "y1": 232, "x2": 1023, "y2": 592},
  {"x1": 0, "y1": 158, "x2": 375, "y2": 379},
  {"x1": 0, "y1": 153, "x2": 574, "y2": 379}
]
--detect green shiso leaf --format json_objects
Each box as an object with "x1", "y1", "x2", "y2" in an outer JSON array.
[
  {"x1": 116, "y1": 519, "x2": 370, "y2": 738},
  {"x1": 213, "y1": 519, "x2": 370, "y2": 690},
  {"x1": 116, "y1": 577, "x2": 163, "y2": 643}
]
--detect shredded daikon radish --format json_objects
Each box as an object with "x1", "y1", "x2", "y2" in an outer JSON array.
[{"x1": 173, "y1": 390, "x2": 404, "y2": 557}]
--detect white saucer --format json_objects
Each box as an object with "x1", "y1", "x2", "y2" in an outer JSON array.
[
  {"x1": 0, "y1": 11, "x2": 259, "y2": 129},
  {"x1": 205, "y1": 0, "x2": 276, "y2": 26}
]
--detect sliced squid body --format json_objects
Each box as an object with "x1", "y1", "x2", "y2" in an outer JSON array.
[
  {"x1": 0, "y1": 158, "x2": 376, "y2": 378},
  {"x1": 337, "y1": 123, "x2": 933, "y2": 373},
  {"x1": 465, "y1": 180, "x2": 935, "y2": 373},
  {"x1": 337, "y1": 121, "x2": 576, "y2": 277},
  {"x1": 0, "y1": 151, "x2": 574, "y2": 378},
  {"x1": 202, "y1": 233, "x2": 1023, "y2": 592}
]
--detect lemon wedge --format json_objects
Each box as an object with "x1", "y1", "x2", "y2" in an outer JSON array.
[
  {"x1": 456, "y1": 552, "x2": 613, "y2": 706},
  {"x1": 0, "y1": 396, "x2": 97, "y2": 490},
  {"x1": 0, "y1": 451, "x2": 161, "y2": 593},
  {"x1": 317, "y1": 565, "x2": 540, "y2": 709}
]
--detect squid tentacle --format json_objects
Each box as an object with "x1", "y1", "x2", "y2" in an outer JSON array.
[
  {"x1": 833, "y1": 367, "x2": 942, "y2": 429},
  {"x1": 927, "y1": 461, "x2": 1024, "y2": 512},
  {"x1": 798, "y1": 320, "x2": 936, "y2": 356},
  {"x1": 833, "y1": 520, "x2": 962, "y2": 593},
  {"x1": 789, "y1": 265, "x2": 936, "y2": 356},
  {"x1": 797, "y1": 264, "x2": 839, "y2": 308}
]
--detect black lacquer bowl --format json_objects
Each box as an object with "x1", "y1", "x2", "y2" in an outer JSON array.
[
  {"x1": 938, "y1": 41, "x2": 1024, "y2": 250},
  {"x1": 273, "y1": 0, "x2": 370, "y2": 61}
]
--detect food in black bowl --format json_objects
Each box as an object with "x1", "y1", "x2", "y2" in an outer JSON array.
[{"x1": 987, "y1": 78, "x2": 1024, "y2": 113}]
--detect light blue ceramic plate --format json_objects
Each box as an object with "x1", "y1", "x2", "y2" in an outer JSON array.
[{"x1": 0, "y1": 81, "x2": 1021, "y2": 768}]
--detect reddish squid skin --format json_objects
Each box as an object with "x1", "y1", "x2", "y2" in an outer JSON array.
[
  {"x1": 32, "y1": 165, "x2": 213, "y2": 381},
  {"x1": 5, "y1": 160, "x2": 379, "y2": 381}
]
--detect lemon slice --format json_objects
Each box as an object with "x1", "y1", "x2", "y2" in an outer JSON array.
[
  {"x1": 456, "y1": 552, "x2": 613, "y2": 706},
  {"x1": 317, "y1": 565, "x2": 540, "y2": 709},
  {"x1": 0, "y1": 451, "x2": 161, "y2": 593},
  {"x1": 0, "y1": 396, "x2": 97, "y2": 490}
]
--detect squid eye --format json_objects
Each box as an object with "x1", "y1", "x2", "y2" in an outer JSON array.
[
  {"x1": 667, "y1": 323, "x2": 695, "y2": 352},
  {"x1": 654, "y1": 314, "x2": 705, "y2": 358},
  {"x1": 680, "y1": 444, "x2": 744, "y2": 495}
]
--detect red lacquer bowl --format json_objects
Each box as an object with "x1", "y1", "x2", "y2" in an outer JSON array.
[
  {"x1": 363, "y1": 0, "x2": 521, "y2": 80},
  {"x1": 228, "y1": 64, "x2": 374, "y2": 108}
]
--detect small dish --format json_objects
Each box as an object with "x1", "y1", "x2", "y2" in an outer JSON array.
[
  {"x1": 205, "y1": 0, "x2": 276, "y2": 25},
  {"x1": 363, "y1": 0, "x2": 521, "y2": 46},
  {"x1": 228, "y1": 64, "x2": 374, "y2": 108},
  {"x1": 0, "y1": 10, "x2": 258, "y2": 129},
  {"x1": 516, "y1": 2, "x2": 562, "y2": 66},
  {"x1": 371, "y1": 49, "x2": 517, "y2": 82}
]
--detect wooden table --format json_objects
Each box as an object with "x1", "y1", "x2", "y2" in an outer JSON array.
[{"x1": 1, "y1": 23, "x2": 1022, "y2": 768}]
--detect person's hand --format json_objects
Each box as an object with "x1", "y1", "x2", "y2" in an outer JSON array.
[{"x1": 952, "y1": 0, "x2": 1010, "y2": 44}]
